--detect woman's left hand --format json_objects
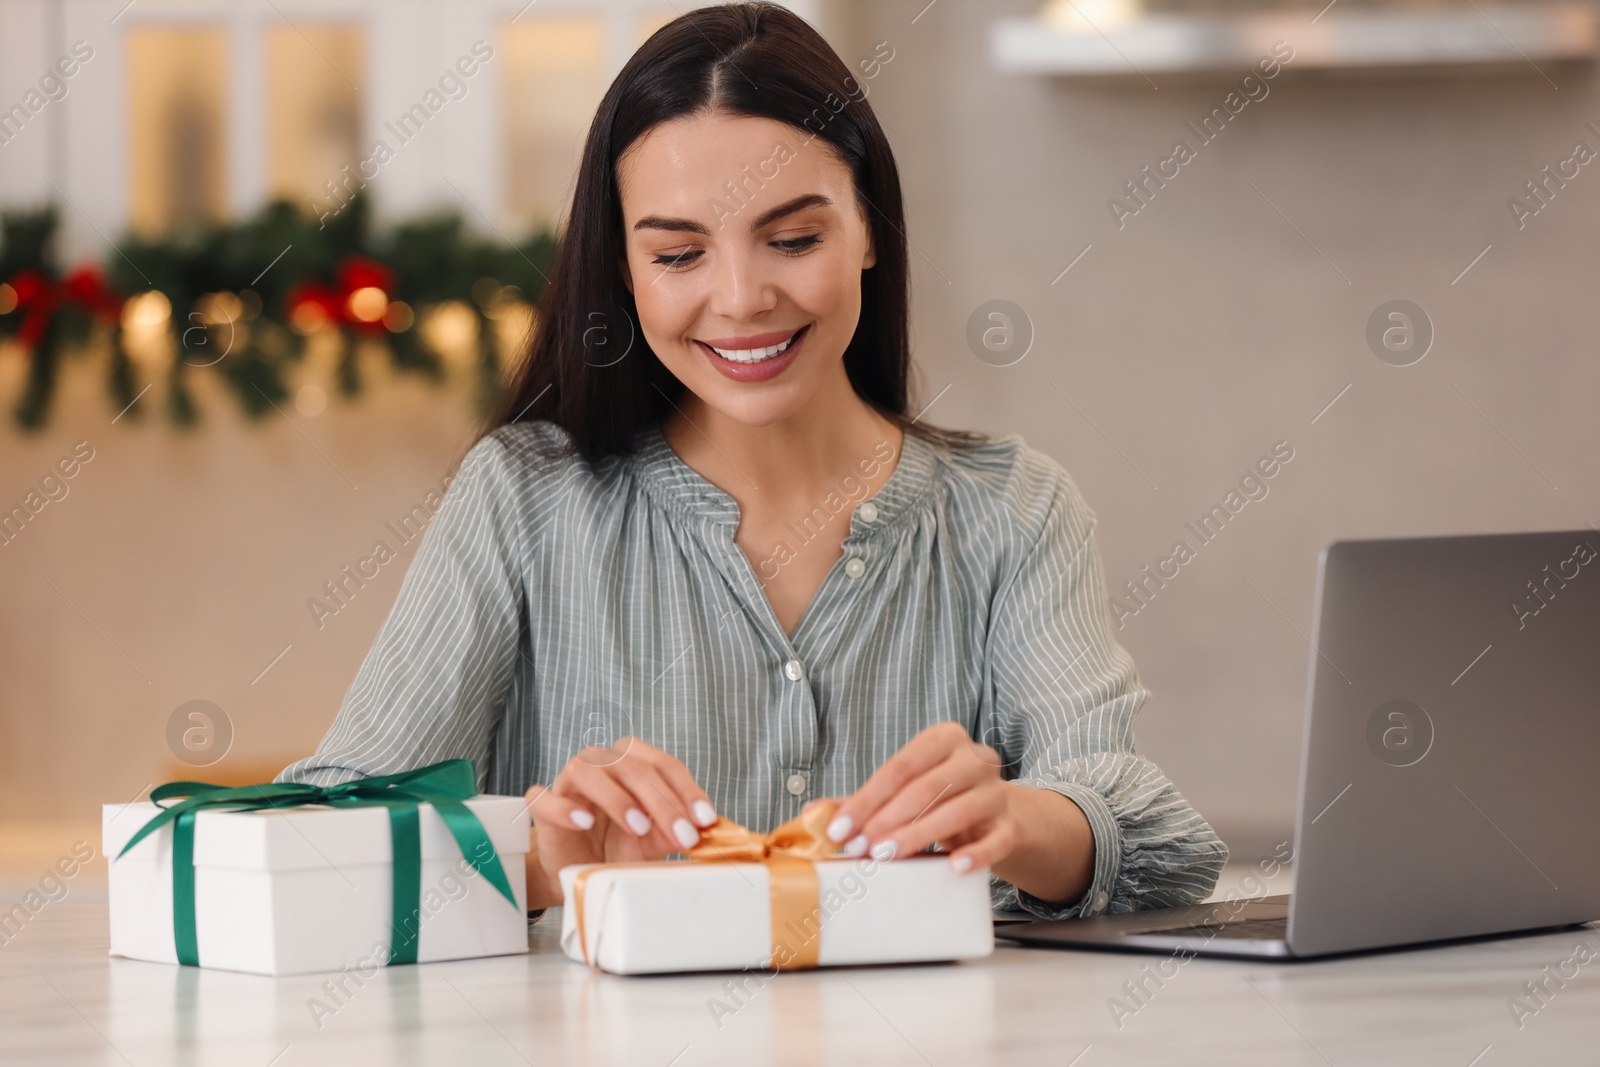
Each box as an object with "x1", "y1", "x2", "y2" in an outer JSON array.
[{"x1": 808, "y1": 721, "x2": 1017, "y2": 875}]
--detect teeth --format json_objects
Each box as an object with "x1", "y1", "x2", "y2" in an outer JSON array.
[{"x1": 707, "y1": 330, "x2": 799, "y2": 364}]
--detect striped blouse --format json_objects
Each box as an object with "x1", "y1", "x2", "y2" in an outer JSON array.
[{"x1": 278, "y1": 419, "x2": 1228, "y2": 920}]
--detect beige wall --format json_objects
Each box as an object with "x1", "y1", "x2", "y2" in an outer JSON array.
[
  {"x1": 6, "y1": 1, "x2": 1598, "y2": 860},
  {"x1": 0, "y1": 358, "x2": 480, "y2": 822}
]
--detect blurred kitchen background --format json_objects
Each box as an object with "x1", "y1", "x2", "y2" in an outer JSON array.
[{"x1": 3, "y1": 0, "x2": 1598, "y2": 889}]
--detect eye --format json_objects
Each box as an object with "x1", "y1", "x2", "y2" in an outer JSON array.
[
  {"x1": 650, "y1": 248, "x2": 702, "y2": 270},
  {"x1": 648, "y1": 233, "x2": 823, "y2": 271},
  {"x1": 773, "y1": 235, "x2": 822, "y2": 255}
]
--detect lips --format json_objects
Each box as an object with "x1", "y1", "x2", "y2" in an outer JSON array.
[
  {"x1": 695, "y1": 325, "x2": 809, "y2": 384},
  {"x1": 696, "y1": 325, "x2": 808, "y2": 364}
]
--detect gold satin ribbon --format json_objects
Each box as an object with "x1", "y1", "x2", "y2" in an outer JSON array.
[{"x1": 570, "y1": 800, "x2": 840, "y2": 973}]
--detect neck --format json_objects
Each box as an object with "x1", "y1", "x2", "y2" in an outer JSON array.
[{"x1": 661, "y1": 367, "x2": 904, "y2": 508}]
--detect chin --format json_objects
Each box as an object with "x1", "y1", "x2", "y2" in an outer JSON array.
[{"x1": 693, "y1": 386, "x2": 811, "y2": 429}]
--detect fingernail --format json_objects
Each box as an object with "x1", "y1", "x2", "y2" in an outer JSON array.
[
  {"x1": 672, "y1": 817, "x2": 699, "y2": 849},
  {"x1": 825, "y1": 813, "x2": 853, "y2": 842},
  {"x1": 869, "y1": 839, "x2": 897, "y2": 862},
  {"x1": 693, "y1": 800, "x2": 718, "y2": 827},
  {"x1": 625, "y1": 808, "x2": 651, "y2": 836},
  {"x1": 950, "y1": 854, "x2": 973, "y2": 874},
  {"x1": 845, "y1": 834, "x2": 869, "y2": 857},
  {"x1": 570, "y1": 808, "x2": 595, "y2": 830}
]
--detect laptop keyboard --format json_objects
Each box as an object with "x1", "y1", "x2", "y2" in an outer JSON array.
[{"x1": 1154, "y1": 916, "x2": 1289, "y2": 940}]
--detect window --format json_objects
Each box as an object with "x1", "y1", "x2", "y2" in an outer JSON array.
[
  {"x1": 501, "y1": 17, "x2": 608, "y2": 233},
  {"x1": 126, "y1": 26, "x2": 229, "y2": 235},
  {"x1": 266, "y1": 24, "x2": 364, "y2": 212}
]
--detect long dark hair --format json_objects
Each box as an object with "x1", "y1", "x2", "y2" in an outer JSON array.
[{"x1": 486, "y1": 1, "x2": 982, "y2": 462}]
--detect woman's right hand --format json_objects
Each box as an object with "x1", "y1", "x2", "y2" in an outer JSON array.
[{"x1": 522, "y1": 736, "x2": 720, "y2": 909}]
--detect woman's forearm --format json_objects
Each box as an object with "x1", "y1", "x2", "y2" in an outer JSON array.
[
  {"x1": 525, "y1": 787, "x2": 1097, "y2": 912},
  {"x1": 989, "y1": 783, "x2": 1096, "y2": 908}
]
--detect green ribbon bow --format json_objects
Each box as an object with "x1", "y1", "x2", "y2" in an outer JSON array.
[{"x1": 116, "y1": 759, "x2": 519, "y2": 967}]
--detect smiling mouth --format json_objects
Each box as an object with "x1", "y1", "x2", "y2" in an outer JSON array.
[{"x1": 699, "y1": 326, "x2": 808, "y2": 364}]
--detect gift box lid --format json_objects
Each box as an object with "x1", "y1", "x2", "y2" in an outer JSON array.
[{"x1": 103, "y1": 794, "x2": 529, "y2": 872}]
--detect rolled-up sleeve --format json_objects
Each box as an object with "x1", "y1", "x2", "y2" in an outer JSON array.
[
  {"x1": 276, "y1": 433, "x2": 528, "y2": 791},
  {"x1": 980, "y1": 455, "x2": 1227, "y2": 921}
]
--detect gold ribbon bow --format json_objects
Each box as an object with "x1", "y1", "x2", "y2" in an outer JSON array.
[{"x1": 571, "y1": 800, "x2": 841, "y2": 972}]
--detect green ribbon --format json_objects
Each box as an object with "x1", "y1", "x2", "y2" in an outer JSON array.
[{"x1": 116, "y1": 759, "x2": 518, "y2": 967}]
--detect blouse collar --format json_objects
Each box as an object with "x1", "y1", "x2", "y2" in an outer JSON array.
[{"x1": 627, "y1": 420, "x2": 939, "y2": 540}]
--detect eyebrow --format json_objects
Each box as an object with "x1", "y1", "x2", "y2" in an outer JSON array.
[{"x1": 632, "y1": 193, "x2": 834, "y2": 236}]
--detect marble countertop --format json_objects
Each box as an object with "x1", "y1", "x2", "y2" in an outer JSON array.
[{"x1": 3, "y1": 868, "x2": 1598, "y2": 1065}]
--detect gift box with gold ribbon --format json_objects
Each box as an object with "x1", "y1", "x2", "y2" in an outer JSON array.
[{"x1": 558, "y1": 801, "x2": 995, "y2": 975}]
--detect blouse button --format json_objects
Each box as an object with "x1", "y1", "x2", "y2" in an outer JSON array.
[
  {"x1": 1092, "y1": 891, "x2": 1110, "y2": 914},
  {"x1": 785, "y1": 773, "x2": 808, "y2": 796},
  {"x1": 857, "y1": 501, "x2": 879, "y2": 523},
  {"x1": 783, "y1": 658, "x2": 805, "y2": 682},
  {"x1": 844, "y1": 558, "x2": 866, "y2": 580}
]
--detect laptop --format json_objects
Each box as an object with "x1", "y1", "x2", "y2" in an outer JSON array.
[{"x1": 998, "y1": 529, "x2": 1600, "y2": 959}]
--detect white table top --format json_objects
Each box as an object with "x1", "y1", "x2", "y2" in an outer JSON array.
[{"x1": 4, "y1": 877, "x2": 1598, "y2": 1065}]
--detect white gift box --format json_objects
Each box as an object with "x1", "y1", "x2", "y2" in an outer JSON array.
[
  {"x1": 104, "y1": 795, "x2": 530, "y2": 976},
  {"x1": 558, "y1": 854, "x2": 994, "y2": 975}
]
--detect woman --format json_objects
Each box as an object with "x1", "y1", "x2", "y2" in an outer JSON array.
[{"x1": 280, "y1": 2, "x2": 1227, "y2": 919}]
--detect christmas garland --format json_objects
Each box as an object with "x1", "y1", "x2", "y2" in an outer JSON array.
[{"x1": 0, "y1": 195, "x2": 554, "y2": 430}]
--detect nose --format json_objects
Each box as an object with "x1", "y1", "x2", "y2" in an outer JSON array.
[{"x1": 706, "y1": 242, "x2": 778, "y2": 323}]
